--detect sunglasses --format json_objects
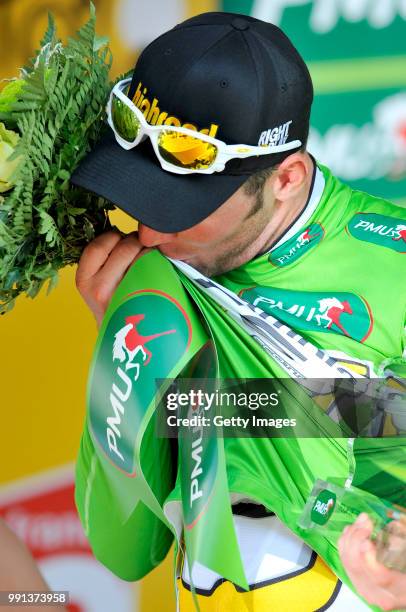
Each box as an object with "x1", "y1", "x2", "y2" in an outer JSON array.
[{"x1": 107, "y1": 78, "x2": 302, "y2": 175}]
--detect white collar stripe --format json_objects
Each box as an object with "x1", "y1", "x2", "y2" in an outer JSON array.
[{"x1": 270, "y1": 166, "x2": 325, "y2": 252}]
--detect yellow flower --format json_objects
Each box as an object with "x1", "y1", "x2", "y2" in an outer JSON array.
[{"x1": 0, "y1": 122, "x2": 20, "y2": 193}]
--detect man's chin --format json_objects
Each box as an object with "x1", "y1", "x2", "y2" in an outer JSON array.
[
  {"x1": 167, "y1": 255, "x2": 226, "y2": 278},
  {"x1": 194, "y1": 262, "x2": 229, "y2": 278},
  {"x1": 184, "y1": 259, "x2": 213, "y2": 277}
]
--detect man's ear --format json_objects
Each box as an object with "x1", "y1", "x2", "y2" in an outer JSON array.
[{"x1": 272, "y1": 152, "x2": 310, "y2": 202}]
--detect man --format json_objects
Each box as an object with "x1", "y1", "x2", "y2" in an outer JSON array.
[{"x1": 71, "y1": 12, "x2": 406, "y2": 611}]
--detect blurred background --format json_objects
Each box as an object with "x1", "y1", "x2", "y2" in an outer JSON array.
[{"x1": 0, "y1": 1, "x2": 405, "y2": 610}]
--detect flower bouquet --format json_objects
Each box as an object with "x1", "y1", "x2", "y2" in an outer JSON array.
[{"x1": 0, "y1": 3, "x2": 117, "y2": 314}]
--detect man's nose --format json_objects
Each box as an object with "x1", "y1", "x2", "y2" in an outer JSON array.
[{"x1": 138, "y1": 224, "x2": 177, "y2": 247}]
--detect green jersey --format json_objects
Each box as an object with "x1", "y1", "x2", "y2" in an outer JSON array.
[
  {"x1": 218, "y1": 162, "x2": 406, "y2": 370},
  {"x1": 212, "y1": 161, "x2": 406, "y2": 507},
  {"x1": 75, "y1": 161, "x2": 406, "y2": 595},
  {"x1": 164, "y1": 162, "x2": 406, "y2": 598}
]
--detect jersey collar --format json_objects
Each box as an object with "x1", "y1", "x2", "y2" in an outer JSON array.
[{"x1": 268, "y1": 162, "x2": 325, "y2": 253}]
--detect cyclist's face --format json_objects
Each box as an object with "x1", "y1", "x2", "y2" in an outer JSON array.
[{"x1": 138, "y1": 179, "x2": 276, "y2": 277}]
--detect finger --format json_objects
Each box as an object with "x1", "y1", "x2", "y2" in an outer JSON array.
[
  {"x1": 339, "y1": 529, "x2": 363, "y2": 571},
  {"x1": 76, "y1": 230, "x2": 124, "y2": 284},
  {"x1": 339, "y1": 514, "x2": 369, "y2": 556},
  {"x1": 92, "y1": 234, "x2": 144, "y2": 303},
  {"x1": 339, "y1": 515, "x2": 373, "y2": 572},
  {"x1": 354, "y1": 512, "x2": 374, "y2": 532},
  {"x1": 344, "y1": 527, "x2": 372, "y2": 567}
]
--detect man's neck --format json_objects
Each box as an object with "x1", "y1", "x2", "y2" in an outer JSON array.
[{"x1": 257, "y1": 155, "x2": 315, "y2": 256}]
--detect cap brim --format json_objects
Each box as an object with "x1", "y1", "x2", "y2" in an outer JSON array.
[{"x1": 70, "y1": 132, "x2": 248, "y2": 232}]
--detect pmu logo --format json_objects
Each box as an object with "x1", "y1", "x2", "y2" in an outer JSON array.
[
  {"x1": 241, "y1": 287, "x2": 373, "y2": 342},
  {"x1": 309, "y1": 92, "x2": 406, "y2": 182},
  {"x1": 113, "y1": 314, "x2": 176, "y2": 369},
  {"x1": 269, "y1": 223, "x2": 324, "y2": 267},
  {"x1": 89, "y1": 290, "x2": 191, "y2": 474},
  {"x1": 178, "y1": 341, "x2": 219, "y2": 530},
  {"x1": 347, "y1": 213, "x2": 406, "y2": 253},
  {"x1": 253, "y1": 0, "x2": 405, "y2": 33},
  {"x1": 311, "y1": 490, "x2": 336, "y2": 526}
]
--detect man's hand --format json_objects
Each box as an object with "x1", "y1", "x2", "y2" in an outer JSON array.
[
  {"x1": 76, "y1": 230, "x2": 145, "y2": 328},
  {"x1": 338, "y1": 513, "x2": 406, "y2": 611}
]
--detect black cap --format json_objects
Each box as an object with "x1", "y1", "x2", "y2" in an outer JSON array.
[{"x1": 71, "y1": 12, "x2": 313, "y2": 232}]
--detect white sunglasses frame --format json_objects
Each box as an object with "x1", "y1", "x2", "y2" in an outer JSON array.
[{"x1": 107, "y1": 78, "x2": 302, "y2": 175}]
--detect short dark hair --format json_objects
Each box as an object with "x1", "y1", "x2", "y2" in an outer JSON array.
[
  {"x1": 243, "y1": 144, "x2": 307, "y2": 197},
  {"x1": 241, "y1": 145, "x2": 307, "y2": 220},
  {"x1": 243, "y1": 166, "x2": 276, "y2": 197}
]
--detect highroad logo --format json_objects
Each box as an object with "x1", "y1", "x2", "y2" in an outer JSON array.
[
  {"x1": 311, "y1": 489, "x2": 336, "y2": 525},
  {"x1": 347, "y1": 213, "x2": 406, "y2": 253},
  {"x1": 309, "y1": 93, "x2": 406, "y2": 182},
  {"x1": 132, "y1": 81, "x2": 219, "y2": 137},
  {"x1": 251, "y1": 0, "x2": 406, "y2": 33},
  {"x1": 89, "y1": 290, "x2": 191, "y2": 473},
  {"x1": 269, "y1": 223, "x2": 324, "y2": 267},
  {"x1": 241, "y1": 287, "x2": 373, "y2": 342}
]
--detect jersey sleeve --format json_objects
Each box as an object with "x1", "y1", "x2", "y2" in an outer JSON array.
[{"x1": 75, "y1": 418, "x2": 174, "y2": 582}]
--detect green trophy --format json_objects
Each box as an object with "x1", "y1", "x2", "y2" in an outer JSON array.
[{"x1": 299, "y1": 479, "x2": 406, "y2": 573}]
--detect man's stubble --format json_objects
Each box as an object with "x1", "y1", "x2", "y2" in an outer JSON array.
[{"x1": 195, "y1": 187, "x2": 271, "y2": 277}]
